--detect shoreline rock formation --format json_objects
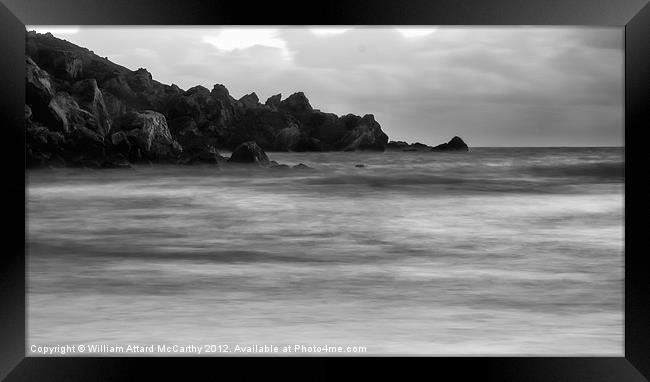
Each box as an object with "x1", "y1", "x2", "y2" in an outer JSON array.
[
  {"x1": 386, "y1": 136, "x2": 469, "y2": 152},
  {"x1": 431, "y1": 136, "x2": 470, "y2": 152},
  {"x1": 25, "y1": 31, "x2": 468, "y2": 169}
]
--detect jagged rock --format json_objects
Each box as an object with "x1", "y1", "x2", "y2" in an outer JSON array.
[
  {"x1": 65, "y1": 125, "x2": 106, "y2": 160},
  {"x1": 340, "y1": 114, "x2": 388, "y2": 151},
  {"x1": 127, "y1": 68, "x2": 153, "y2": 92},
  {"x1": 211, "y1": 84, "x2": 232, "y2": 102},
  {"x1": 48, "y1": 92, "x2": 97, "y2": 133},
  {"x1": 265, "y1": 94, "x2": 281, "y2": 109},
  {"x1": 26, "y1": 57, "x2": 55, "y2": 116},
  {"x1": 228, "y1": 141, "x2": 270, "y2": 165},
  {"x1": 179, "y1": 145, "x2": 226, "y2": 165},
  {"x1": 273, "y1": 124, "x2": 319, "y2": 151},
  {"x1": 26, "y1": 124, "x2": 66, "y2": 167},
  {"x1": 108, "y1": 130, "x2": 136, "y2": 159},
  {"x1": 25, "y1": 32, "x2": 400, "y2": 168},
  {"x1": 53, "y1": 54, "x2": 83, "y2": 80},
  {"x1": 279, "y1": 92, "x2": 313, "y2": 116},
  {"x1": 164, "y1": 94, "x2": 202, "y2": 121},
  {"x1": 269, "y1": 163, "x2": 291, "y2": 170},
  {"x1": 102, "y1": 75, "x2": 136, "y2": 101},
  {"x1": 115, "y1": 111, "x2": 182, "y2": 160},
  {"x1": 387, "y1": 141, "x2": 432, "y2": 151},
  {"x1": 102, "y1": 92, "x2": 127, "y2": 119},
  {"x1": 386, "y1": 141, "x2": 409, "y2": 150},
  {"x1": 186, "y1": 85, "x2": 211, "y2": 99},
  {"x1": 238, "y1": 92, "x2": 260, "y2": 108},
  {"x1": 431, "y1": 136, "x2": 469, "y2": 152},
  {"x1": 70, "y1": 79, "x2": 112, "y2": 136}
]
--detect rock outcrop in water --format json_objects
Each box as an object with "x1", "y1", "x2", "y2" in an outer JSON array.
[
  {"x1": 387, "y1": 137, "x2": 470, "y2": 152},
  {"x1": 386, "y1": 141, "x2": 434, "y2": 151},
  {"x1": 228, "y1": 141, "x2": 270, "y2": 165},
  {"x1": 24, "y1": 31, "x2": 392, "y2": 168},
  {"x1": 431, "y1": 136, "x2": 469, "y2": 152}
]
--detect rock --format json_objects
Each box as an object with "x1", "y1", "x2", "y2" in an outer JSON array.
[
  {"x1": 127, "y1": 68, "x2": 153, "y2": 92},
  {"x1": 25, "y1": 57, "x2": 55, "y2": 115},
  {"x1": 279, "y1": 92, "x2": 313, "y2": 116},
  {"x1": 273, "y1": 124, "x2": 319, "y2": 151},
  {"x1": 185, "y1": 85, "x2": 211, "y2": 99},
  {"x1": 387, "y1": 141, "x2": 432, "y2": 151},
  {"x1": 25, "y1": 31, "x2": 396, "y2": 167},
  {"x1": 102, "y1": 92, "x2": 127, "y2": 119},
  {"x1": 270, "y1": 163, "x2": 291, "y2": 170},
  {"x1": 211, "y1": 84, "x2": 232, "y2": 102},
  {"x1": 386, "y1": 140, "x2": 409, "y2": 150},
  {"x1": 238, "y1": 92, "x2": 260, "y2": 108},
  {"x1": 164, "y1": 94, "x2": 202, "y2": 121},
  {"x1": 47, "y1": 92, "x2": 97, "y2": 133},
  {"x1": 179, "y1": 145, "x2": 226, "y2": 165},
  {"x1": 65, "y1": 125, "x2": 106, "y2": 160},
  {"x1": 265, "y1": 94, "x2": 281, "y2": 109},
  {"x1": 102, "y1": 75, "x2": 136, "y2": 101},
  {"x1": 340, "y1": 114, "x2": 388, "y2": 151},
  {"x1": 26, "y1": 124, "x2": 66, "y2": 166},
  {"x1": 52, "y1": 54, "x2": 83, "y2": 80},
  {"x1": 70, "y1": 79, "x2": 112, "y2": 136},
  {"x1": 355, "y1": 164, "x2": 366, "y2": 168},
  {"x1": 108, "y1": 130, "x2": 134, "y2": 158},
  {"x1": 411, "y1": 142, "x2": 432, "y2": 150},
  {"x1": 228, "y1": 141, "x2": 270, "y2": 165},
  {"x1": 431, "y1": 136, "x2": 469, "y2": 152},
  {"x1": 115, "y1": 111, "x2": 182, "y2": 160}
]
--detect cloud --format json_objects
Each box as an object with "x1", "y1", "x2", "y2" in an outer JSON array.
[
  {"x1": 395, "y1": 27, "x2": 437, "y2": 38},
  {"x1": 309, "y1": 28, "x2": 351, "y2": 36},
  {"x1": 202, "y1": 28, "x2": 292, "y2": 60}
]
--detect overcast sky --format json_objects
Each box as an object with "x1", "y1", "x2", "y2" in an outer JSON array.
[{"x1": 28, "y1": 26, "x2": 623, "y2": 146}]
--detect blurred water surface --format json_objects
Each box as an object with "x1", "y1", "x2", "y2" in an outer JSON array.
[{"x1": 27, "y1": 147, "x2": 624, "y2": 355}]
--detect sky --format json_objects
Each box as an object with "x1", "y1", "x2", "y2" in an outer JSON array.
[{"x1": 27, "y1": 26, "x2": 624, "y2": 147}]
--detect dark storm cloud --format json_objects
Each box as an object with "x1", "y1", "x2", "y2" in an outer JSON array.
[{"x1": 27, "y1": 26, "x2": 623, "y2": 146}]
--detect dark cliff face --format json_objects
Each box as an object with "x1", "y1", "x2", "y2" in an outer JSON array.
[{"x1": 24, "y1": 31, "x2": 392, "y2": 168}]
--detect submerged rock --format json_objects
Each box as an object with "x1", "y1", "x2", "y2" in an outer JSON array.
[
  {"x1": 228, "y1": 141, "x2": 270, "y2": 165},
  {"x1": 431, "y1": 136, "x2": 469, "y2": 152}
]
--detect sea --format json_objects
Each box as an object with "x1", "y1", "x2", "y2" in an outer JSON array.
[{"x1": 26, "y1": 147, "x2": 624, "y2": 356}]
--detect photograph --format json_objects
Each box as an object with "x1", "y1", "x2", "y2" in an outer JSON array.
[{"x1": 25, "y1": 25, "x2": 624, "y2": 356}]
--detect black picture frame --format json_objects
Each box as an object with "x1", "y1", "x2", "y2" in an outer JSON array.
[{"x1": 1, "y1": 0, "x2": 648, "y2": 380}]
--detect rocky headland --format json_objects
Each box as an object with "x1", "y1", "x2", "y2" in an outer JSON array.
[{"x1": 25, "y1": 31, "x2": 469, "y2": 169}]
